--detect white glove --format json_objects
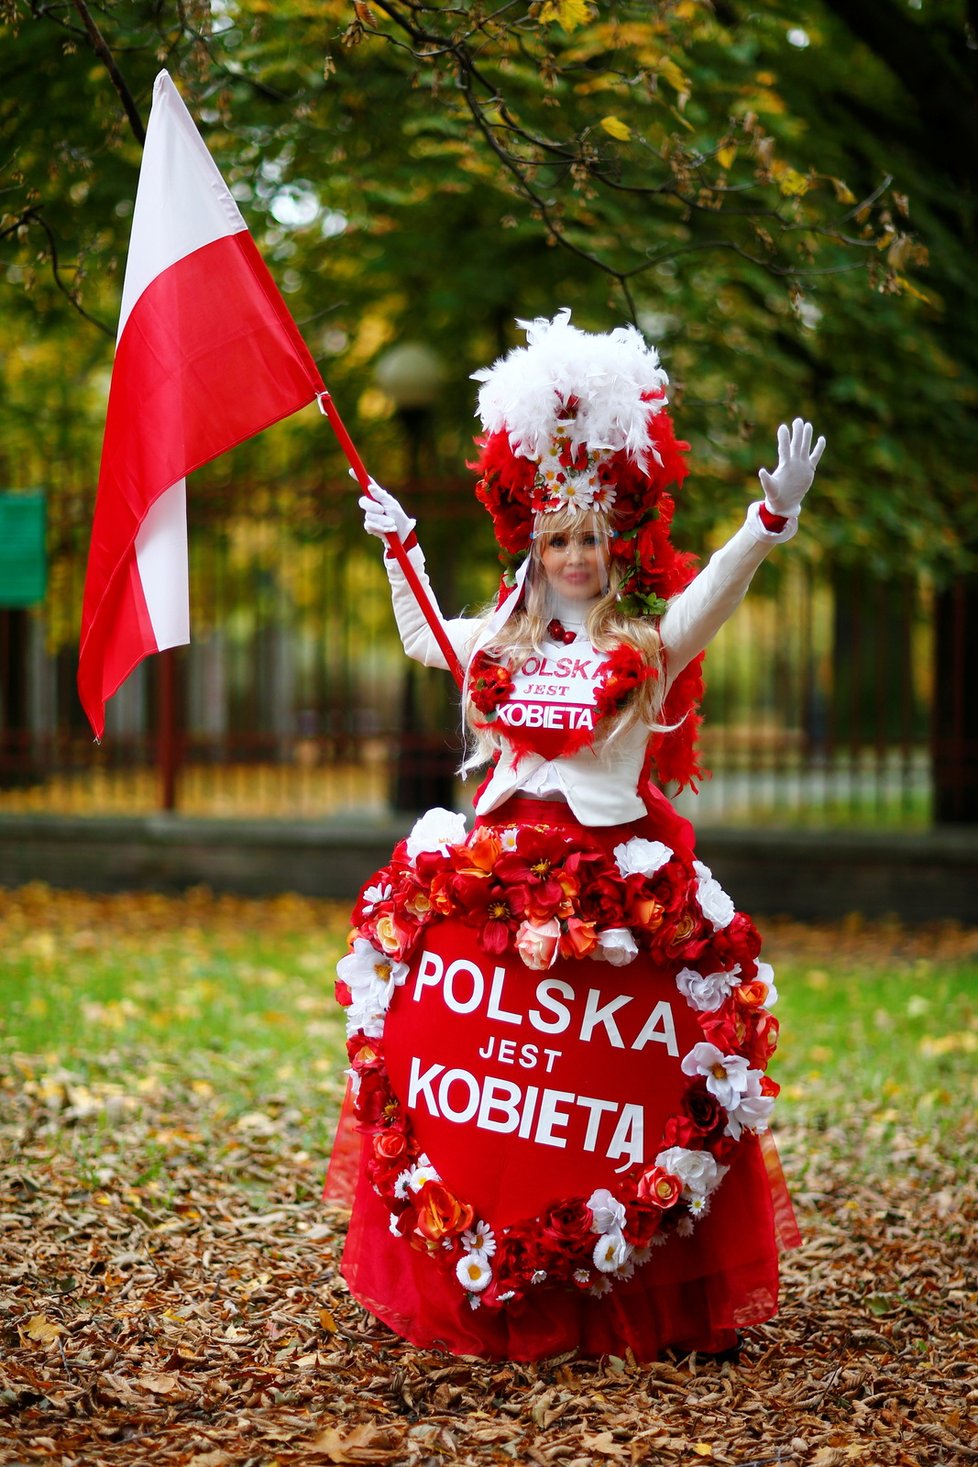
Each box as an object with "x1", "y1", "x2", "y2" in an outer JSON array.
[
  {"x1": 358, "y1": 478, "x2": 417, "y2": 543},
  {"x1": 757, "y1": 418, "x2": 826, "y2": 517}
]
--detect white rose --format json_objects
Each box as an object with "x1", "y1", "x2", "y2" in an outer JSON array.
[
  {"x1": 676, "y1": 965, "x2": 740, "y2": 1012},
  {"x1": 655, "y1": 1146, "x2": 727, "y2": 1199},
  {"x1": 587, "y1": 1187, "x2": 626, "y2": 1235},
  {"x1": 405, "y1": 806, "x2": 467, "y2": 862},
  {"x1": 694, "y1": 860, "x2": 735, "y2": 930},
  {"x1": 594, "y1": 927, "x2": 639, "y2": 967},
  {"x1": 614, "y1": 837, "x2": 674, "y2": 878}
]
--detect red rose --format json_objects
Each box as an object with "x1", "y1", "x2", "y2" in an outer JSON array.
[
  {"x1": 622, "y1": 1200, "x2": 664, "y2": 1248},
  {"x1": 335, "y1": 979, "x2": 353, "y2": 1007},
  {"x1": 744, "y1": 1011, "x2": 780, "y2": 1069},
  {"x1": 355, "y1": 1069, "x2": 398, "y2": 1127},
  {"x1": 541, "y1": 1198, "x2": 594, "y2": 1257},
  {"x1": 489, "y1": 1232, "x2": 539, "y2": 1301}
]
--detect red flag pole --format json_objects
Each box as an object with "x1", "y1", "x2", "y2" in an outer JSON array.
[{"x1": 317, "y1": 390, "x2": 465, "y2": 690}]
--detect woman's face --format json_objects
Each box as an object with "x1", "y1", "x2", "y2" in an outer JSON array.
[{"x1": 538, "y1": 526, "x2": 607, "y2": 601}]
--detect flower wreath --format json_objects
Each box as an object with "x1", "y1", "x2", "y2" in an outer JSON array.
[
  {"x1": 335, "y1": 808, "x2": 781, "y2": 1312},
  {"x1": 468, "y1": 642, "x2": 657, "y2": 760}
]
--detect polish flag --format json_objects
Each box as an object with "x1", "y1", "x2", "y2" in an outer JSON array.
[{"x1": 78, "y1": 71, "x2": 325, "y2": 739}]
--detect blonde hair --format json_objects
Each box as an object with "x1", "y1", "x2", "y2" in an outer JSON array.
[{"x1": 462, "y1": 506, "x2": 668, "y2": 770}]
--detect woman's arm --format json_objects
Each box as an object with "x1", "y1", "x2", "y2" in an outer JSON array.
[
  {"x1": 361, "y1": 482, "x2": 478, "y2": 670},
  {"x1": 658, "y1": 419, "x2": 824, "y2": 690}
]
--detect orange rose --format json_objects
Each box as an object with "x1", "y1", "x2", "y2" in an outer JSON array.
[
  {"x1": 413, "y1": 1180, "x2": 474, "y2": 1243},
  {"x1": 635, "y1": 1166, "x2": 683, "y2": 1209},
  {"x1": 464, "y1": 826, "x2": 502, "y2": 872},
  {"x1": 559, "y1": 917, "x2": 598, "y2": 960},
  {"x1": 735, "y1": 979, "x2": 770, "y2": 1009}
]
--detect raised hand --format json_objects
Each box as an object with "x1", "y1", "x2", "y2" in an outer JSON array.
[{"x1": 757, "y1": 418, "x2": 826, "y2": 517}]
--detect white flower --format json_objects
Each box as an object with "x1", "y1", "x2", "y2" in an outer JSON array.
[
  {"x1": 360, "y1": 880, "x2": 392, "y2": 915},
  {"x1": 336, "y1": 938, "x2": 409, "y2": 1038},
  {"x1": 754, "y1": 960, "x2": 779, "y2": 1007},
  {"x1": 592, "y1": 1231, "x2": 633, "y2": 1275},
  {"x1": 587, "y1": 1187, "x2": 626, "y2": 1235},
  {"x1": 693, "y1": 860, "x2": 735, "y2": 930},
  {"x1": 462, "y1": 1221, "x2": 497, "y2": 1259},
  {"x1": 655, "y1": 1146, "x2": 727, "y2": 1200},
  {"x1": 405, "y1": 807, "x2": 467, "y2": 862},
  {"x1": 681, "y1": 1041, "x2": 751, "y2": 1109},
  {"x1": 393, "y1": 1170, "x2": 413, "y2": 1201},
  {"x1": 724, "y1": 1070, "x2": 776, "y2": 1139},
  {"x1": 456, "y1": 1254, "x2": 492, "y2": 1293},
  {"x1": 499, "y1": 826, "x2": 519, "y2": 852},
  {"x1": 594, "y1": 927, "x2": 639, "y2": 967},
  {"x1": 614, "y1": 837, "x2": 673, "y2": 878},
  {"x1": 531, "y1": 1270, "x2": 548, "y2": 1285},
  {"x1": 403, "y1": 1154, "x2": 441, "y2": 1193},
  {"x1": 676, "y1": 965, "x2": 740, "y2": 1012}
]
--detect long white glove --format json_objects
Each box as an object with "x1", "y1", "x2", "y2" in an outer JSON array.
[
  {"x1": 358, "y1": 479, "x2": 417, "y2": 543},
  {"x1": 757, "y1": 418, "x2": 826, "y2": 517}
]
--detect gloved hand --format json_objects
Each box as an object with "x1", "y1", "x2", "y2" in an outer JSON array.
[
  {"x1": 358, "y1": 478, "x2": 417, "y2": 543},
  {"x1": 757, "y1": 418, "x2": 826, "y2": 517}
]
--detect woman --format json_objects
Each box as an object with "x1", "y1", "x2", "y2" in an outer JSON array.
[{"x1": 330, "y1": 311, "x2": 824, "y2": 1362}]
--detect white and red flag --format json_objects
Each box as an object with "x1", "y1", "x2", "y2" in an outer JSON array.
[{"x1": 78, "y1": 70, "x2": 325, "y2": 739}]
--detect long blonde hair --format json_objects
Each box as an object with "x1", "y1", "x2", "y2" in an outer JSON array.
[{"x1": 462, "y1": 506, "x2": 668, "y2": 769}]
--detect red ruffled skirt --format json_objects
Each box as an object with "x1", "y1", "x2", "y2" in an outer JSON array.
[{"x1": 326, "y1": 794, "x2": 799, "y2": 1361}]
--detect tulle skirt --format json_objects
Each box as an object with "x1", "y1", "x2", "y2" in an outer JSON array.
[{"x1": 327, "y1": 795, "x2": 799, "y2": 1361}]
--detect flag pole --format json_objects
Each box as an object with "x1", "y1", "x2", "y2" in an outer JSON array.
[{"x1": 316, "y1": 390, "x2": 465, "y2": 690}]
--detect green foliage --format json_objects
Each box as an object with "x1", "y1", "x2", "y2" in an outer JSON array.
[{"x1": 1, "y1": 0, "x2": 976, "y2": 584}]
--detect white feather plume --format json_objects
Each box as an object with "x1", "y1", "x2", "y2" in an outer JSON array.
[{"x1": 472, "y1": 309, "x2": 669, "y2": 463}]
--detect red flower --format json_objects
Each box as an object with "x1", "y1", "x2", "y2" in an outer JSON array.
[
  {"x1": 744, "y1": 1011, "x2": 780, "y2": 1070},
  {"x1": 488, "y1": 1232, "x2": 539, "y2": 1300},
  {"x1": 541, "y1": 1198, "x2": 595, "y2": 1258},
  {"x1": 494, "y1": 828, "x2": 574, "y2": 921},
  {"x1": 622, "y1": 1200, "x2": 664, "y2": 1248},
  {"x1": 661, "y1": 1077, "x2": 726, "y2": 1147},
  {"x1": 355, "y1": 1068, "x2": 400, "y2": 1129},
  {"x1": 469, "y1": 652, "x2": 515, "y2": 715},
  {"x1": 593, "y1": 644, "x2": 655, "y2": 719}
]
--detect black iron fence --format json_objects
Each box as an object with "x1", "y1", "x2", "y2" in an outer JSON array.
[{"x1": 0, "y1": 475, "x2": 937, "y2": 828}]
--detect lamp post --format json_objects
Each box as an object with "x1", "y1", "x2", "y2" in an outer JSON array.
[{"x1": 373, "y1": 342, "x2": 457, "y2": 814}]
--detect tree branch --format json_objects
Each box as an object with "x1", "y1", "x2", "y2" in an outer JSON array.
[{"x1": 70, "y1": 0, "x2": 146, "y2": 145}]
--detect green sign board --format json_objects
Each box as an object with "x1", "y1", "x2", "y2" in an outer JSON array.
[{"x1": 0, "y1": 490, "x2": 47, "y2": 608}]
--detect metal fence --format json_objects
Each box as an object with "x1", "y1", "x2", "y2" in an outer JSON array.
[{"x1": 0, "y1": 476, "x2": 934, "y2": 828}]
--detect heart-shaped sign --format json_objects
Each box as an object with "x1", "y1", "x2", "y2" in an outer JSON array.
[{"x1": 383, "y1": 917, "x2": 705, "y2": 1228}]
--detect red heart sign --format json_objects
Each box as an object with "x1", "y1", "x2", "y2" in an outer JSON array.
[{"x1": 383, "y1": 917, "x2": 705, "y2": 1228}]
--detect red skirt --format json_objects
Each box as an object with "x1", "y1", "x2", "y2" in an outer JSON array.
[{"x1": 327, "y1": 796, "x2": 799, "y2": 1361}]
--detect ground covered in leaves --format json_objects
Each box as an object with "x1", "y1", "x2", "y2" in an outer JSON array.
[{"x1": 1, "y1": 889, "x2": 976, "y2": 1467}]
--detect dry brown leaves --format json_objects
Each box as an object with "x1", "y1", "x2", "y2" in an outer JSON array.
[{"x1": 2, "y1": 1082, "x2": 975, "y2": 1467}]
